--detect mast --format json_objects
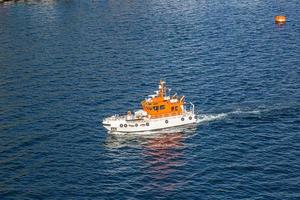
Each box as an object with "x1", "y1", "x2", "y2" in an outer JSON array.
[{"x1": 158, "y1": 80, "x2": 166, "y2": 98}]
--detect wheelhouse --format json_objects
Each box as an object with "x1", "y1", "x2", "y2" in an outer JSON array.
[{"x1": 141, "y1": 80, "x2": 185, "y2": 118}]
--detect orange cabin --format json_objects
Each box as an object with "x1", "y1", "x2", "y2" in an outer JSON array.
[{"x1": 141, "y1": 80, "x2": 185, "y2": 118}]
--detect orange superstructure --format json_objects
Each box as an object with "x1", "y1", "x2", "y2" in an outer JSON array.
[{"x1": 141, "y1": 80, "x2": 185, "y2": 118}]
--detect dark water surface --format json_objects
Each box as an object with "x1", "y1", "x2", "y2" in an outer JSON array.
[{"x1": 1, "y1": 0, "x2": 300, "y2": 199}]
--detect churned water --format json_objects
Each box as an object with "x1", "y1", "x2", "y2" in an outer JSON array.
[{"x1": 1, "y1": 0, "x2": 300, "y2": 199}]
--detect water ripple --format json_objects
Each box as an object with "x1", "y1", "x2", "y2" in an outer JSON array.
[{"x1": 1, "y1": 0, "x2": 300, "y2": 199}]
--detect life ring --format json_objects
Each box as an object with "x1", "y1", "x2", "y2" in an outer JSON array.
[
  {"x1": 120, "y1": 124, "x2": 123, "y2": 127},
  {"x1": 165, "y1": 120, "x2": 168, "y2": 124},
  {"x1": 124, "y1": 124, "x2": 127, "y2": 127},
  {"x1": 146, "y1": 123, "x2": 149, "y2": 126},
  {"x1": 135, "y1": 124, "x2": 138, "y2": 127},
  {"x1": 189, "y1": 116, "x2": 192, "y2": 120},
  {"x1": 181, "y1": 118, "x2": 185, "y2": 121}
]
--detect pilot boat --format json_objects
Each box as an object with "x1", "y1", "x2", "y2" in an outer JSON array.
[{"x1": 102, "y1": 80, "x2": 198, "y2": 133}]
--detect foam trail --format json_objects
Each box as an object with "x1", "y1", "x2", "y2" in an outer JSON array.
[
  {"x1": 197, "y1": 113, "x2": 228, "y2": 123},
  {"x1": 230, "y1": 109, "x2": 262, "y2": 115},
  {"x1": 197, "y1": 108, "x2": 263, "y2": 123}
]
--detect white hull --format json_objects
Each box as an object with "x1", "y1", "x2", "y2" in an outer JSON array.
[{"x1": 103, "y1": 111, "x2": 198, "y2": 134}]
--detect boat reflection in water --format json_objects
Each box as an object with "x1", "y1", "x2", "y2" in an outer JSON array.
[{"x1": 103, "y1": 125, "x2": 198, "y2": 193}]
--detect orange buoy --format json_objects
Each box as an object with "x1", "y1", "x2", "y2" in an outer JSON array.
[{"x1": 274, "y1": 15, "x2": 286, "y2": 24}]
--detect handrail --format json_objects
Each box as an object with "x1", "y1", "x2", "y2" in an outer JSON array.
[
  {"x1": 190, "y1": 102, "x2": 194, "y2": 114},
  {"x1": 148, "y1": 110, "x2": 194, "y2": 119}
]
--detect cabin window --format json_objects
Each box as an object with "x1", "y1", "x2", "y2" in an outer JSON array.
[
  {"x1": 160, "y1": 105, "x2": 165, "y2": 110},
  {"x1": 153, "y1": 106, "x2": 159, "y2": 111},
  {"x1": 171, "y1": 106, "x2": 174, "y2": 111},
  {"x1": 175, "y1": 106, "x2": 178, "y2": 111}
]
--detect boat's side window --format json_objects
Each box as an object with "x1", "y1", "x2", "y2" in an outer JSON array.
[
  {"x1": 153, "y1": 106, "x2": 159, "y2": 111},
  {"x1": 171, "y1": 106, "x2": 175, "y2": 111},
  {"x1": 175, "y1": 106, "x2": 178, "y2": 111},
  {"x1": 160, "y1": 105, "x2": 165, "y2": 110}
]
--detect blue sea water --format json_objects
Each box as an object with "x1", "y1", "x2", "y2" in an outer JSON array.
[{"x1": 0, "y1": 0, "x2": 300, "y2": 199}]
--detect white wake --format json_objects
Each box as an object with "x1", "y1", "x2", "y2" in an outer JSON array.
[
  {"x1": 196, "y1": 108, "x2": 263, "y2": 123},
  {"x1": 197, "y1": 113, "x2": 228, "y2": 123}
]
